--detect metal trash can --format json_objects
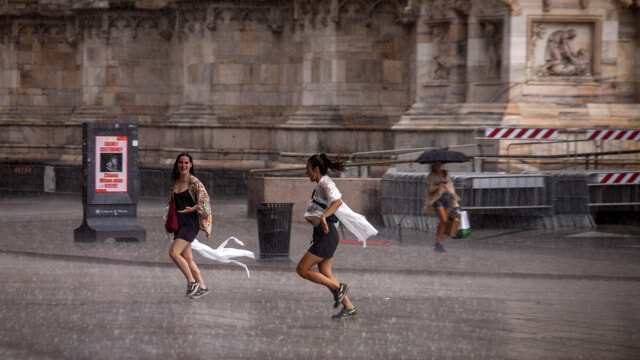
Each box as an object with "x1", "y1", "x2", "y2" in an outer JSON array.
[{"x1": 256, "y1": 203, "x2": 293, "y2": 262}]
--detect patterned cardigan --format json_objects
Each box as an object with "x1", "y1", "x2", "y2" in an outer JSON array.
[{"x1": 170, "y1": 175, "x2": 212, "y2": 238}]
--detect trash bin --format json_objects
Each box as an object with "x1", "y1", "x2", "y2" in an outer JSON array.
[{"x1": 256, "y1": 202, "x2": 293, "y2": 262}]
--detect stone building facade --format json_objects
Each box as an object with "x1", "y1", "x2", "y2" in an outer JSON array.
[{"x1": 0, "y1": 0, "x2": 639, "y2": 172}]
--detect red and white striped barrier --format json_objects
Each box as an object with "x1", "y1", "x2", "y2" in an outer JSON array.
[
  {"x1": 586, "y1": 129, "x2": 640, "y2": 141},
  {"x1": 485, "y1": 128, "x2": 558, "y2": 139},
  {"x1": 591, "y1": 172, "x2": 640, "y2": 185}
]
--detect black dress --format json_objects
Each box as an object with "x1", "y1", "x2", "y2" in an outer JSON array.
[{"x1": 173, "y1": 189, "x2": 200, "y2": 242}]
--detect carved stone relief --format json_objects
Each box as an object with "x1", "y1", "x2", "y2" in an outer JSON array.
[
  {"x1": 528, "y1": 18, "x2": 598, "y2": 81},
  {"x1": 0, "y1": 18, "x2": 77, "y2": 46},
  {"x1": 75, "y1": 10, "x2": 174, "y2": 43},
  {"x1": 544, "y1": 0, "x2": 590, "y2": 12},
  {"x1": 474, "y1": 0, "x2": 508, "y2": 16},
  {"x1": 501, "y1": 0, "x2": 520, "y2": 15},
  {"x1": 424, "y1": 0, "x2": 450, "y2": 20},
  {"x1": 480, "y1": 20, "x2": 502, "y2": 81},
  {"x1": 430, "y1": 22, "x2": 451, "y2": 82},
  {"x1": 327, "y1": 0, "x2": 415, "y2": 28}
]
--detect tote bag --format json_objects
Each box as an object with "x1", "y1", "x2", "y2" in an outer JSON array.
[
  {"x1": 457, "y1": 210, "x2": 471, "y2": 238},
  {"x1": 165, "y1": 200, "x2": 178, "y2": 233}
]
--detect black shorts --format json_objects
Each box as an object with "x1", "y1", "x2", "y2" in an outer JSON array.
[
  {"x1": 174, "y1": 212, "x2": 199, "y2": 243},
  {"x1": 308, "y1": 222, "x2": 340, "y2": 259},
  {"x1": 433, "y1": 192, "x2": 453, "y2": 211}
]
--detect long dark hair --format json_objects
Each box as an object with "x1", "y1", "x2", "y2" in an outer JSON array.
[
  {"x1": 307, "y1": 153, "x2": 346, "y2": 175},
  {"x1": 171, "y1": 152, "x2": 195, "y2": 183}
]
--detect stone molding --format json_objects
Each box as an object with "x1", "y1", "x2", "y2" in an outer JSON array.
[
  {"x1": 0, "y1": 15, "x2": 77, "y2": 46},
  {"x1": 0, "y1": 0, "x2": 417, "y2": 45}
]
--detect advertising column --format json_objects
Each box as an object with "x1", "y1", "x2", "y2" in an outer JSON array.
[{"x1": 74, "y1": 123, "x2": 146, "y2": 242}]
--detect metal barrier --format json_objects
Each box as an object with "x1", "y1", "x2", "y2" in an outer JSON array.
[
  {"x1": 347, "y1": 145, "x2": 475, "y2": 177},
  {"x1": 586, "y1": 170, "x2": 640, "y2": 225},
  {"x1": 454, "y1": 173, "x2": 549, "y2": 210},
  {"x1": 381, "y1": 171, "x2": 588, "y2": 231},
  {"x1": 587, "y1": 171, "x2": 640, "y2": 207},
  {"x1": 474, "y1": 126, "x2": 568, "y2": 172},
  {"x1": 51, "y1": 166, "x2": 83, "y2": 194},
  {"x1": 476, "y1": 126, "x2": 640, "y2": 172},
  {"x1": 454, "y1": 172, "x2": 554, "y2": 229},
  {"x1": 584, "y1": 128, "x2": 640, "y2": 169},
  {"x1": 0, "y1": 164, "x2": 43, "y2": 194},
  {"x1": 543, "y1": 171, "x2": 594, "y2": 228},
  {"x1": 0, "y1": 164, "x2": 10, "y2": 191},
  {"x1": 381, "y1": 173, "x2": 437, "y2": 235}
]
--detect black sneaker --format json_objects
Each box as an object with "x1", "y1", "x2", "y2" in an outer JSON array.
[
  {"x1": 332, "y1": 306, "x2": 358, "y2": 319},
  {"x1": 190, "y1": 288, "x2": 209, "y2": 299},
  {"x1": 186, "y1": 281, "x2": 200, "y2": 297},
  {"x1": 333, "y1": 283, "x2": 349, "y2": 308},
  {"x1": 434, "y1": 243, "x2": 446, "y2": 253}
]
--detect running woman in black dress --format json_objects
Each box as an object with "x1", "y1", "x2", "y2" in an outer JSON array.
[
  {"x1": 296, "y1": 153, "x2": 357, "y2": 319},
  {"x1": 168, "y1": 153, "x2": 212, "y2": 299}
]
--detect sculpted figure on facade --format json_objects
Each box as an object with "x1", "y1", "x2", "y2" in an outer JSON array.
[
  {"x1": 538, "y1": 29, "x2": 590, "y2": 77},
  {"x1": 482, "y1": 21, "x2": 502, "y2": 80},
  {"x1": 402, "y1": 0, "x2": 419, "y2": 25},
  {"x1": 431, "y1": 23, "x2": 450, "y2": 81},
  {"x1": 501, "y1": 0, "x2": 520, "y2": 15}
]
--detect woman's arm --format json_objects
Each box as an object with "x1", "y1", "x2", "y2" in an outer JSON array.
[{"x1": 320, "y1": 198, "x2": 343, "y2": 234}]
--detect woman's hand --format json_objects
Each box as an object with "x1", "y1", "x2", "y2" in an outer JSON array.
[
  {"x1": 320, "y1": 216, "x2": 329, "y2": 234},
  {"x1": 178, "y1": 206, "x2": 196, "y2": 214}
]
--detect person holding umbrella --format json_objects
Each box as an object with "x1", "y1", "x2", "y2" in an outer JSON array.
[{"x1": 417, "y1": 149, "x2": 466, "y2": 253}]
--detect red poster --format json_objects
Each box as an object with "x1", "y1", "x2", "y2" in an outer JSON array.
[{"x1": 95, "y1": 135, "x2": 128, "y2": 193}]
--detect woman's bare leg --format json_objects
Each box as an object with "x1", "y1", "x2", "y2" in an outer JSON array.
[
  {"x1": 169, "y1": 238, "x2": 195, "y2": 283},
  {"x1": 318, "y1": 258, "x2": 354, "y2": 309},
  {"x1": 182, "y1": 245, "x2": 206, "y2": 289},
  {"x1": 296, "y1": 251, "x2": 340, "y2": 291},
  {"x1": 435, "y1": 207, "x2": 449, "y2": 246}
]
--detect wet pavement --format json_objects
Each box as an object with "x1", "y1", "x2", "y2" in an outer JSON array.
[{"x1": 1, "y1": 194, "x2": 640, "y2": 359}]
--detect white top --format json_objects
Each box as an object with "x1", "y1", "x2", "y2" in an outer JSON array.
[
  {"x1": 315, "y1": 175, "x2": 342, "y2": 205},
  {"x1": 304, "y1": 175, "x2": 378, "y2": 247}
]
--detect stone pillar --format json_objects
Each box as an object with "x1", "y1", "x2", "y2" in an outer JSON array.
[
  {"x1": 72, "y1": 9, "x2": 175, "y2": 123},
  {"x1": 287, "y1": 0, "x2": 414, "y2": 127},
  {"x1": 286, "y1": 1, "x2": 345, "y2": 126},
  {"x1": 636, "y1": 12, "x2": 640, "y2": 103},
  {"x1": 170, "y1": 4, "x2": 217, "y2": 123},
  {"x1": 396, "y1": 0, "x2": 502, "y2": 130},
  {"x1": 71, "y1": 12, "x2": 118, "y2": 122},
  {"x1": 615, "y1": 4, "x2": 640, "y2": 103}
]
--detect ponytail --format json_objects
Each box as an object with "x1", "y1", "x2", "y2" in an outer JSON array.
[{"x1": 308, "y1": 153, "x2": 346, "y2": 175}]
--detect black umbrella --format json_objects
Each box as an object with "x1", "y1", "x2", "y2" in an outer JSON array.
[{"x1": 415, "y1": 149, "x2": 470, "y2": 164}]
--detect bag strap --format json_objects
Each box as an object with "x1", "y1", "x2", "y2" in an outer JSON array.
[
  {"x1": 311, "y1": 189, "x2": 327, "y2": 209},
  {"x1": 311, "y1": 189, "x2": 339, "y2": 223}
]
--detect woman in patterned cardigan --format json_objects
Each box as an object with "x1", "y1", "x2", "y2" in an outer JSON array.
[{"x1": 167, "y1": 152, "x2": 213, "y2": 299}]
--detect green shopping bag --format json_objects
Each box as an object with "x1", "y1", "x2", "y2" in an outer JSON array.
[{"x1": 457, "y1": 210, "x2": 471, "y2": 238}]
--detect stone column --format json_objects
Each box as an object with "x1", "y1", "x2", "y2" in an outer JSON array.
[
  {"x1": 71, "y1": 12, "x2": 118, "y2": 122},
  {"x1": 615, "y1": 4, "x2": 640, "y2": 103},
  {"x1": 72, "y1": 9, "x2": 175, "y2": 123},
  {"x1": 286, "y1": 0, "x2": 414, "y2": 127},
  {"x1": 286, "y1": 0, "x2": 345, "y2": 126},
  {"x1": 395, "y1": 0, "x2": 475, "y2": 128},
  {"x1": 170, "y1": 3, "x2": 217, "y2": 123},
  {"x1": 636, "y1": 12, "x2": 640, "y2": 103}
]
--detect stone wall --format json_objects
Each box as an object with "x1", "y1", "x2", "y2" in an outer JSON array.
[{"x1": 0, "y1": 0, "x2": 638, "y2": 172}]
